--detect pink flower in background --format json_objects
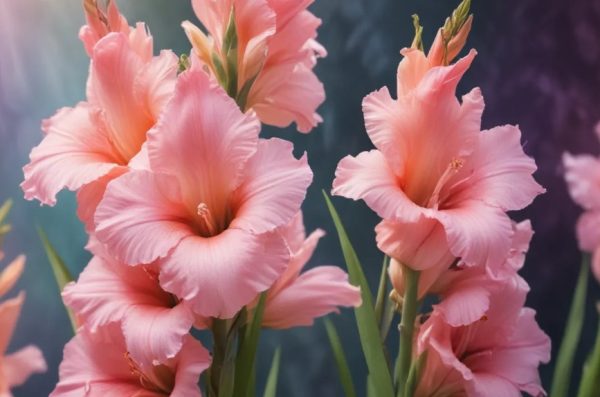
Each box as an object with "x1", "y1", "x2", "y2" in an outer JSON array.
[
  {"x1": 21, "y1": 2, "x2": 178, "y2": 229},
  {"x1": 62, "y1": 240, "x2": 195, "y2": 369},
  {"x1": 332, "y1": 49, "x2": 544, "y2": 271},
  {"x1": 183, "y1": 0, "x2": 326, "y2": 132},
  {"x1": 95, "y1": 66, "x2": 313, "y2": 319},
  {"x1": 0, "y1": 256, "x2": 47, "y2": 396},
  {"x1": 261, "y1": 213, "x2": 361, "y2": 328},
  {"x1": 564, "y1": 123, "x2": 600, "y2": 281},
  {"x1": 415, "y1": 276, "x2": 550, "y2": 397},
  {"x1": 50, "y1": 325, "x2": 209, "y2": 397}
]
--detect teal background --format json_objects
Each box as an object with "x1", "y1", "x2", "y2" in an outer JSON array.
[{"x1": 1, "y1": 0, "x2": 600, "y2": 395}]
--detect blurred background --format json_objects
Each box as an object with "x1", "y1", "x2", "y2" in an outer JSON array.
[{"x1": 1, "y1": 0, "x2": 600, "y2": 395}]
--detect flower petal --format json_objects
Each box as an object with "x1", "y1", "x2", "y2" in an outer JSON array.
[
  {"x1": 231, "y1": 138, "x2": 313, "y2": 233},
  {"x1": 159, "y1": 229, "x2": 289, "y2": 318},
  {"x1": 0, "y1": 293, "x2": 23, "y2": 355},
  {"x1": 147, "y1": 65, "x2": 260, "y2": 215},
  {"x1": 95, "y1": 170, "x2": 192, "y2": 265},
  {"x1": 3, "y1": 345, "x2": 47, "y2": 388},
  {"x1": 263, "y1": 266, "x2": 360, "y2": 328},
  {"x1": 0, "y1": 255, "x2": 25, "y2": 298},
  {"x1": 21, "y1": 104, "x2": 120, "y2": 205},
  {"x1": 332, "y1": 150, "x2": 424, "y2": 222},
  {"x1": 563, "y1": 152, "x2": 600, "y2": 210},
  {"x1": 576, "y1": 211, "x2": 600, "y2": 251}
]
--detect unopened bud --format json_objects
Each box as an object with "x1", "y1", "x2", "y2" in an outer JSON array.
[
  {"x1": 411, "y1": 14, "x2": 424, "y2": 52},
  {"x1": 428, "y1": 0, "x2": 473, "y2": 66}
]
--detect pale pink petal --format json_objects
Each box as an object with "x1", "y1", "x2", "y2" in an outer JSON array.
[
  {"x1": 170, "y1": 336, "x2": 210, "y2": 397},
  {"x1": 576, "y1": 211, "x2": 600, "y2": 252},
  {"x1": 278, "y1": 212, "x2": 307, "y2": 254},
  {"x1": 133, "y1": 50, "x2": 179, "y2": 121},
  {"x1": 147, "y1": 66, "x2": 260, "y2": 212},
  {"x1": 21, "y1": 104, "x2": 120, "y2": 205},
  {"x1": 76, "y1": 167, "x2": 127, "y2": 233},
  {"x1": 332, "y1": 150, "x2": 424, "y2": 222},
  {"x1": 0, "y1": 256, "x2": 25, "y2": 298},
  {"x1": 503, "y1": 220, "x2": 534, "y2": 273},
  {"x1": 275, "y1": 228, "x2": 325, "y2": 291},
  {"x1": 3, "y1": 346, "x2": 46, "y2": 388},
  {"x1": 434, "y1": 280, "x2": 491, "y2": 327},
  {"x1": 449, "y1": 125, "x2": 544, "y2": 211},
  {"x1": 434, "y1": 201, "x2": 514, "y2": 268},
  {"x1": 231, "y1": 138, "x2": 313, "y2": 233},
  {"x1": 375, "y1": 218, "x2": 453, "y2": 271},
  {"x1": 250, "y1": 62, "x2": 324, "y2": 133},
  {"x1": 95, "y1": 170, "x2": 192, "y2": 265},
  {"x1": 263, "y1": 266, "x2": 361, "y2": 328},
  {"x1": 159, "y1": 229, "x2": 289, "y2": 318},
  {"x1": 414, "y1": 50, "x2": 476, "y2": 102},
  {"x1": 89, "y1": 33, "x2": 154, "y2": 161},
  {"x1": 62, "y1": 255, "x2": 194, "y2": 367},
  {"x1": 80, "y1": 0, "x2": 129, "y2": 57},
  {"x1": 0, "y1": 293, "x2": 24, "y2": 355},
  {"x1": 468, "y1": 375, "x2": 522, "y2": 397},
  {"x1": 563, "y1": 152, "x2": 600, "y2": 210},
  {"x1": 396, "y1": 48, "x2": 430, "y2": 97}
]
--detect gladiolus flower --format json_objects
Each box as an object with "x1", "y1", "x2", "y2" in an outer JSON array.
[
  {"x1": 415, "y1": 276, "x2": 550, "y2": 397},
  {"x1": 62, "y1": 240, "x2": 195, "y2": 369},
  {"x1": 22, "y1": 2, "x2": 178, "y2": 230},
  {"x1": 0, "y1": 256, "x2": 47, "y2": 396},
  {"x1": 94, "y1": 66, "x2": 313, "y2": 319},
  {"x1": 50, "y1": 325, "x2": 209, "y2": 397},
  {"x1": 563, "y1": 123, "x2": 600, "y2": 281},
  {"x1": 261, "y1": 213, "x2": 361, "y2": 328},
  {"x1": 183, "y1": 0, "x2": 326, "y2": 133},
  {"x1": 333, "y1": 49, "x2": 543, "y2": 271}
]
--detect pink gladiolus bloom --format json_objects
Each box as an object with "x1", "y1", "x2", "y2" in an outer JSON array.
[
  {"x1": 62, "y1": 240, "x2": 195, "y2": 369},
  {"x1": 415, "y1": 277, "x2": 550, "y2": 397},
  {"x1": 563, "y1": 123, "x2": 600, "y2": 281},
  {"x1": 183, "y1": 0, "x2": 326, "y2": 133},
  {"x1": 333, "y1": 49, "x2": 544, "y2": 271},
  {"x1": 261, "y1": 213, "x2": 361, "y2": 328},
  {"x1": 22, "y1": 2, "x2": 178, "y2": 230},
  {"x1": 0, "y1": 256, "x2": 47, "y2": 396},
  {"x1": 50, "y1": 325, "x2": 209, "y2": 397},
  {"x1": 95, "y1": 66, "x2": 313, "y2": 319}
]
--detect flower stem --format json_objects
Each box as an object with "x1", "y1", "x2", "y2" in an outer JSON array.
[
  {"x1": 210, "y1": 318, "x2": 238, "y2": 397},
  {"x1": 395, "y1": 265, "x2": 420, "y2": 397}
]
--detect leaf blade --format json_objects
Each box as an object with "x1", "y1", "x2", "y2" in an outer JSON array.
[
  {"x1": 324, "y1": 318, "x2": 357, "y2": 397},
  {"x1": 263, "y1": 347, "x2": 281, "y2": 397}
]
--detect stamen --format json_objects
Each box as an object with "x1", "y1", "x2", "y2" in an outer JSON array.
[
  {"x1": 427, "y1": 157, "x2": 465, "y2": 209},
  {"x1": 124, "y1": 352, "x2": 166, "y2": 393},
  {"x1": 197, "y1": 203, "x2": 217, "y2": 236}
]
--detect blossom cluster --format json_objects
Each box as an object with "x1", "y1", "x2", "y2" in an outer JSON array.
[
  {"x1": 332, "y1": 16, "x2": 551, "y2": 396},
  {"x1": 22, "y1": 1, "x2": 360, "y2": 395}
]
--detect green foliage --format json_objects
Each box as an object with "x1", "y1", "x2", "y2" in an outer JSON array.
[{"x1": 324, "y1": 318, "x2": 357, "y2": 397}]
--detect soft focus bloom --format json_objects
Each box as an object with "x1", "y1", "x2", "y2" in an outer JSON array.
[
  {"x1": 95, "y1": 65, "x2": 313, "y2": 319},
  {"x1": 261, "y1": 213, "x2": 361, "y2": 328},
  {"x1": 333, "y1": 48, "x2": 543, "y2": 272},
  {"x1": 415, "y1": 276, "x2": 550, "y2": 397},
  {"x1": 62, "y1": 240, "x2": 195, "y2": 369},
  {"x1": 22, "y1": 1, "x2": 178, "y2": 230},
  {"x1": 563, "y1": 123, "x2": 600, "y2": 281},
  {"x1": 0, "y1": 256, "x2": 47, "y2": 397},
  {"x1": 183, "y1": 0, "x2": 326, "y2": 133},
  {"x1": 50, "y1": 325, "x2": 209, "y2": 397}
]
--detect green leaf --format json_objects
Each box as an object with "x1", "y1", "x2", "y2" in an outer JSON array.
[
  {"x1": 550, "y1": 257, "x2": 590, "y2": 397},
  {"x1": 324, "y1": 318, "x2": 357, "y2": 397},
  {"x1": 323, "y1": 192, "x2": 395, "y2": 397},
  {"x1": 37, "y1": 227, "x2": 77, "y2": 332},
  {"x1": 0, "y1": 199, "x2": 12, "y2": 226},
  {"x1": 374, "y1": 255, "x2": 390, "y2": 325},
  {"x1": 577, "y1": 309, "x2": 600, "y2": 397},
  {"x1": 234, "y1": 293, "x2": 267, "y2": 397},
  {"x1": 263, "y1": 347, "x2": 281, "y2": 397}
]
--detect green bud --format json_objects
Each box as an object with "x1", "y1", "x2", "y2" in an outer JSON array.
[{"x1": 411, "y1": 14, "x2": 424, "y2": 52}]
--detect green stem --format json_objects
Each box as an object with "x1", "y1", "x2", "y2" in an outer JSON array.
[
  {"x1": 577, "y1": 311, "x2": 600, "y2": 397},
  {"x1": 395, "y1": 266, "x2": 420, "y2": 397},
  {"x1": 210, "y1": 318, "x2": 238, "y2": 397}
]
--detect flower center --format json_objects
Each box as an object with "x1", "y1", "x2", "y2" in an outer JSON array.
[
  {"x1": 197, "y1": 203, "x2": 218, "y2": 236},
  {"x1": 426, "y1": 157, "x2": 465, "y2": 209},
  {"x1": 124, "y1": 352, "x2": 173, "y2": 395}
]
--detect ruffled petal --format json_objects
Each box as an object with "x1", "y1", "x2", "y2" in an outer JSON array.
[
  {"x1": 231, "y1": 138, "x2": 313, "y2": 233},
  {"x1": 448, "y1": 125, "x2": 544, "y2": 211},
  {"x1": 434, "y1": 201, "x2": 514, "y2": 268},
  {"x1": 159, "y1": 229, "x2": 289, "y2": 318},
  {"x1": 21, "y1": 104, "x2": 120, "y2": 205},
  {"x1": 147, "y1": 65, "x2": 260, "y2": 215},
  {"x1": 95, "y1": 170, "x2": 192, "y2": 265},
  {"x1": 332, "y1": 150, "x2": 424, "y2": 222},
  {"x1": 262, "y1": 266, "x2": 361, "y2": 328}
]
